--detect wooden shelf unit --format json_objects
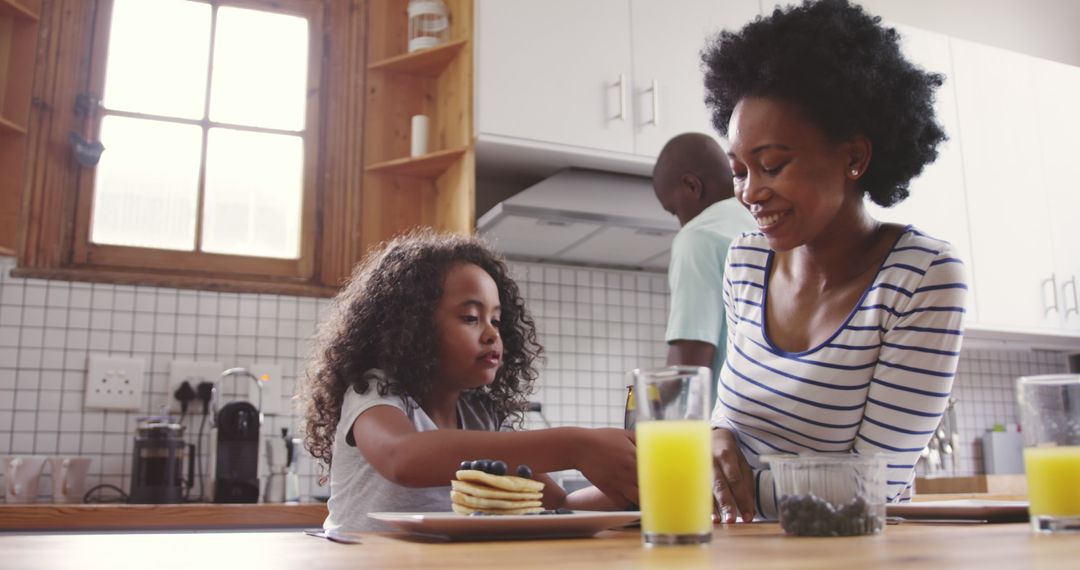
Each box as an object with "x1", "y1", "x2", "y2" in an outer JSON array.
[
  {"x1": 0, "y1": 0, "x2": 41, "y2": 254},
  {"x1": 361, "y1": 0, "x2": 475, "y2": 248},
  {"x1": 368, "y1": 38, "x2": 468, "y2": 77},
  {"x1": 365, "y1": 147, "x2": 467, "y2": 177}
]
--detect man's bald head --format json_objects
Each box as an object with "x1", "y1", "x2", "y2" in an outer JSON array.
[{"x1": 652, "y1": 133, "x2": 734, "y2": 226}]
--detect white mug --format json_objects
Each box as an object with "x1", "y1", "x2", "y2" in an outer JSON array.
[
  {"x1": 48, "y1": 456, "x2": 93, "y2": 504},
  {"x1": 3, "y1": 455, "x2": 49, "y2": 504}
]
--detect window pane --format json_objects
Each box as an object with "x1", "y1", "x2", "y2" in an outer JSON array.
[
  {"x1": 102, "y1": 0, "x2": 211, "y2": 119},
  {"x1": 202, "y1": 129, "x2": 303, "y2": 259},
  {"x1": 91, "y1": 116, "x2": 203, "y2": 250},
  {"x1": 210, "y1": 7, "x2": 309, "y2": 131}
]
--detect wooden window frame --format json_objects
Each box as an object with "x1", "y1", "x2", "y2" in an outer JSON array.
[{"x1": 15, "y1": 0, "x2": 368, "y2": 297}]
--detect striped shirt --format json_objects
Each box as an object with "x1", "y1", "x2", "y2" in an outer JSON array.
[{"x1": 712, "y1": 226, "x2": 967, "y2": 519}]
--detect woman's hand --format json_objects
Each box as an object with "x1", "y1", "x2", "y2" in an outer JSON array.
[
  {"x1": 712, "y1": 427, "x2": 755, "y2": 523},
  {"x1": 573, "y1": 428, "x2": 638, "y2": 505}
]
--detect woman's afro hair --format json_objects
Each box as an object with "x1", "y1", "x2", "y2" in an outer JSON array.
[{"x1": 702, "y1": 0, "x2": 946, "y2": 207}]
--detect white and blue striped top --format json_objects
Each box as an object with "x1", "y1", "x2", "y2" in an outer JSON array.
[{"x1": 712, "y1": 226, "x2": 967, "y2": 519}]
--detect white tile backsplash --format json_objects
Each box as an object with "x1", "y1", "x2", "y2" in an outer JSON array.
[{"x1": 0, "y1": 255, "x2": 1074, "y2": 503}]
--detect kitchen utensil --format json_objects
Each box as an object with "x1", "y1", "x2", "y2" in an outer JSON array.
[
  {"x1": 1016, "y1": 374, "x2": 1080, "y2": 533},
  {"x1": 49, "y1": 456, "x2": 92, "y2": 504},
  {"x1": 631, "y1": 366, "x2": 712, "y2": 546},
  {"x1": 264, "y1": 429, "x2": 301, "y2": 503},
  {"x1": 129, "y1": 418, "x2": 192, "y2": 504},
  {"x1": 764, "y1": 453, "x2": 888, "y2": 537},
  {"x1": 3, "y1": 455, "x2": 48, "y2": 504}
]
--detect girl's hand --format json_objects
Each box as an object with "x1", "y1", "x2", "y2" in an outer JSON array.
[
  {"x1": 712, "y1": 427, "x2": 755, "y2": 523},
  {"x1": 574, "y1": 428, "x2": 638, "y2": 505}
]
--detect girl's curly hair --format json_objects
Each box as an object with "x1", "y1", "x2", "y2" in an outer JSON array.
[
  {"x1": 301, "y1": 230, "x2": 542, "y2": 467},
  {"x1": 702, "y1": 0, "x2": 946, "y2": 207}
]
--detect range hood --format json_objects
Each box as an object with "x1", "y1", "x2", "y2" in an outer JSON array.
[{"x1": 477, "y1": 169, "x2": 678, "y2": 271}]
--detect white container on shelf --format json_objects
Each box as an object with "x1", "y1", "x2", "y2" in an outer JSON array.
[{"x1": 407, "y1": 0, "x2": 449, "y2": 52}]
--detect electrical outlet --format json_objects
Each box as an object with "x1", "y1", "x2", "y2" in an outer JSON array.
[
  {"x1": 84, "y1": 354, "x2": 146, "y2": 411},
  {"x1": 247, "y1": 362, "x2": 284, "y2": 416},
  {"x1": 168, "y1": 360, "x2": 223, "y2": 414}
]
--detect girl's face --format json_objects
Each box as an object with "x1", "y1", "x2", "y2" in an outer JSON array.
[
  {"x1": 727, "y1": 96, "x2": 861, "y2": 252},
  {"x1": 433, "y1": 262, "x2": 503, "y2": 390}
]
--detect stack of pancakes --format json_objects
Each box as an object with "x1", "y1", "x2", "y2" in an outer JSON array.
[{"x1": 450, "y1": 469, "x2": 546, "y2": 515}]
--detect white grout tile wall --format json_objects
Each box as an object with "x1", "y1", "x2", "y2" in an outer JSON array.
[{"x1": 0, "y1": 255, "x2": 1071, "y2": 503}]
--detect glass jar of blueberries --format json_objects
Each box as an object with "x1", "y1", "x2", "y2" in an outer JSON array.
[{"x1": 764, "y1": 454, "x2": 889, "y2": 537}]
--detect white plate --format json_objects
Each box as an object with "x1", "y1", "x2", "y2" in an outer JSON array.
[
  {"x1": 368, "y1": 510, "x2": 641, "y2": 541},
  {"x1": 887, "y1": 500, "x2": 1029, "y2": 521}
]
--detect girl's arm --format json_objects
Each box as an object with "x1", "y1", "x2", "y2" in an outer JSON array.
[
  {"x1": 564, "y1": 485, "x2": 631, "y2": 511},
  {"x1": 352, "y1": 406, "x2": 639, "y2": 504}
]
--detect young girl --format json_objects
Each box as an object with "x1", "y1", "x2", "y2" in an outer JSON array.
[{"x1": 302, "y1": 230, "x2": 636, "y2": 531}]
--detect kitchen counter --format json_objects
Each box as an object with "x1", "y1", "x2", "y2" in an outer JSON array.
[
  {"x1": 0, "y1": 503, "x2": 328, "y2": 531},
  {"x1": 2, "y1": 522, "x2": 1077, "y2": 569}
]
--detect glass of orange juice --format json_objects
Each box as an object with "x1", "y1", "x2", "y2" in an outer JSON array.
[
  {"x1": 631, "y1": 365, "x2": 713, "y2": 546},
  {"x1": 1017, "y1": 374, "x2": 1080, "y2": 533}
]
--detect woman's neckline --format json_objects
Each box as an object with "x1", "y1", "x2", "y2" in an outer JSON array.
[{"x1": 757, "y1": 224, "x2": 912, "y2": 357}]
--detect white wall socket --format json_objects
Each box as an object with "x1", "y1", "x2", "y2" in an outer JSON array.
[
  {"x1": 247, "y1": 362, "x2": 284, "y2": 416},
  {"x1": 84, "y1": 354, "x2": 146, "y2": 411},
  {"x1": 168, "y1": 360, "x2": 223, "y2": 414}
]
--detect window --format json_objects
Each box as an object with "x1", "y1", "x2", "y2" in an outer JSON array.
[{"x1": 17, "y1": 0, "x2": 368, "y2": 295}]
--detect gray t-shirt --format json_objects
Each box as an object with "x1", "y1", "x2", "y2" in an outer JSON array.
[{"x1": 324, "y1": 369, "x2": 504, "y2": 531}]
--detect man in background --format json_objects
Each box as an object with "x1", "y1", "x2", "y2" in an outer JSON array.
[{"x1": 652, "y1": 132, "x2": 757, "y2": 392}]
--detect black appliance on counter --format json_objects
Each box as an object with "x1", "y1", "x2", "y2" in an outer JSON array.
[
  {"x1": 129, "y1": 418, "x2": 193, "y2": 504},
  {"x1": 211, "y1": 400, "x2": 261, "y2": 503}
]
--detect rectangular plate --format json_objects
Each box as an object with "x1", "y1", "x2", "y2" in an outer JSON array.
[
  {"x1": 368, "y1": 510, "x2": 641, "y2": 541},
  {"x1": 887, "y1": 500, "x2": 1029, "y2": 522}
]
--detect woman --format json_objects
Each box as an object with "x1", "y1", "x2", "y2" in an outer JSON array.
[{"x1": 702, "y1": 0, "x2": 968, "y2": 522}]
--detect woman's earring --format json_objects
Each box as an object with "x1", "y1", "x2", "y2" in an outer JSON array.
[{"x1": 850, "y1": 168, "x2": 859, "y2": 177}]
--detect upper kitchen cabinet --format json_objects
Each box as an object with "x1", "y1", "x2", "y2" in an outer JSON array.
[
  {"x1": 0, "y1": 0, "x2": 41, "y2": 256},
  {"x1": 950, "y1": 38, "x2": 1062, "y2": 334},
  {"x1": 865, "y1": 25, "x2": 977, "y2": 323},
  {"x1": 476, "y1": 0, "x2": 634, "y2": 155},
  {"x1": 629, "y1": 0, "x2": 758, "y2": 157},
  {"x1": 1034, "y1": 57, "x2": 1080, "y2": 333},
  {"x1": 475, "y1": 0, "x2": 758, "y2": 162}
]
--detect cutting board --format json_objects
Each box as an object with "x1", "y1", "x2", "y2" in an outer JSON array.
[{"x1": 914, "y1": 474, "x2": 1028, "y2": 495}]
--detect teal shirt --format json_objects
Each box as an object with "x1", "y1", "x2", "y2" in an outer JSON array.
[{"x1": 665, "y1": 198, "x2": 758, "y2": 392}]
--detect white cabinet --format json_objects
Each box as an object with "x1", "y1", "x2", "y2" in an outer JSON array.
[
  {"x1": 866, "y1": 25, "x2": 977, "y2": 323},
  {"x1": 629, "y1": 0, "x2": 760, "y2": 157},
  {"x1": 476, "y1": 0, "x2": 634, "y2": 154},
  {"x1": 951, "y1": 38, "x2": 1060, "y2": 333},
  {"x1": 476, "y1": 0, "x2": 759, "y2": 159},
  {"x1": 1034, "y1": 58, "x2": 1080, "y2": 332}
]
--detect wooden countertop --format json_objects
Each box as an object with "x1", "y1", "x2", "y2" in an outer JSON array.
[
  {"x1": 2, "y1": 522, "x2": 1077, "y2": 569},
  {"x1": 0, "y1": 503, "x2": 328, "y2": 530}
]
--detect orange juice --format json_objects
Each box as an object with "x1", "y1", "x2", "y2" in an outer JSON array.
[
  {"x1": 1024, "y1": 446, "x2": 1080, "y2": 517},
  {"x1": 636, "y1": 419, "x2": 713, "y2": 537}
]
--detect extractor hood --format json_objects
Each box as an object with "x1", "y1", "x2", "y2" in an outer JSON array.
[{"x1": 477, "y1": 169, "x2": 678, "y2": 271}]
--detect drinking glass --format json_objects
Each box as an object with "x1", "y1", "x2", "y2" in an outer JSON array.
[
  {"x1": 1017, "y1": 374, "x2": 1080, "y2": 533},
  {"x1": 631, "y1": 365, "x2": 713, "y2": 546}
]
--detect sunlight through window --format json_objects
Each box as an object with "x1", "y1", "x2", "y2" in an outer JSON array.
[{"x1": 91, "y1": 0, "x2": 309, "y2": 260}]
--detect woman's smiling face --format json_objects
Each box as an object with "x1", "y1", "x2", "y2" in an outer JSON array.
[{"x1": 727, "y1": 96, "x2": 863, "y2": 252}]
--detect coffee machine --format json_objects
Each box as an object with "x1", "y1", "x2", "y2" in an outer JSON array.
[{"x1": 209, "y1": 368, "x2": 262, "y2": 503}]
